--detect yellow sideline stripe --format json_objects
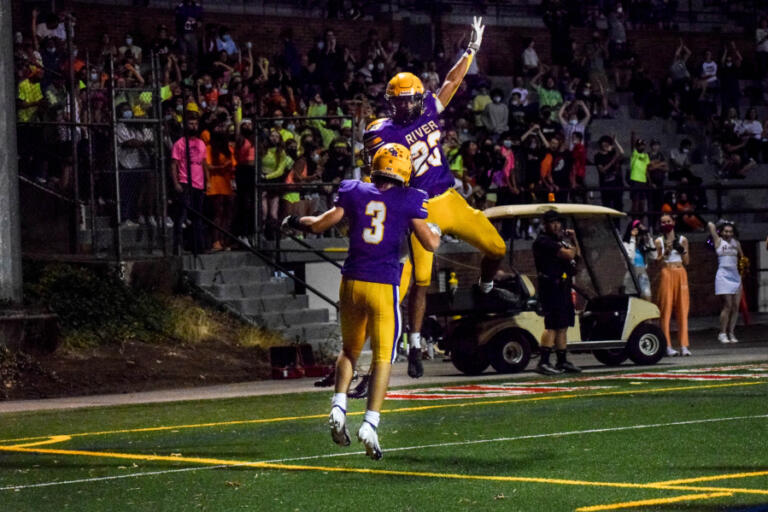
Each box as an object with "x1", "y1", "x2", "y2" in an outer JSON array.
[
  {"x1": 575, "y1": 492, "x2": 733, "y2": 511},
  {"x1": 1, "y1": 380, "x2": 765, "y2": 445},
  {"x1": 1, "y1": 443, "x2": 768, "y2": 498},
  {"x1": 654, "y1": 470, "x2": 768, "y2": 485},
  {"x1": 9, "y1": 435, "x2": 72, "y2": 448}
]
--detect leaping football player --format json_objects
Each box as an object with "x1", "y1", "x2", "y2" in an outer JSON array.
[
  {"x1": 364, "y1": 17, "x2": 515, "y2": 379},
  {"x1": 283, "y1": 143, "x2": 441, "y2": 460}
]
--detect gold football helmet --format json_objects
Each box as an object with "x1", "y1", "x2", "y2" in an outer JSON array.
[
  {"x1": 371, "y1": 143, "x2": 412, "y2": 184},
  {"x1": 385, "y1": 73, "x2": 425, "y2": 125}
]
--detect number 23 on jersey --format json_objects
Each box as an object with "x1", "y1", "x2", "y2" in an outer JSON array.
[
  {"x1": 410, "y1": 130, "x2": 442, "y2": 177},
  {"x1": 363, "y1": 201, "x2": 386, "y2": 244}
]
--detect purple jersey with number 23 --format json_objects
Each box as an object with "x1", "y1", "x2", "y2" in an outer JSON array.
[
  {"x1": 364, "y1": 93, "x2": 454, "y2": 199},
  {"x1": 334, "y1": 179, "x2": 428, "y2": 285}
]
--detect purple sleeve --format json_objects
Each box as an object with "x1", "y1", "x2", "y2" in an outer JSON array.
[
  {"x1": 423, "y1": 92, "x2": 439, "y2": 116},
  {"x1": 409, "y1": 188, "x2": 429, "y2": 220},
  {"x1": 333, "y1": 180, "x2": 358, "y2": 210}
]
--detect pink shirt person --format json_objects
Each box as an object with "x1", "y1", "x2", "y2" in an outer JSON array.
[{"x1": 172, "y1": 136, "x2": 206, "y2": 190}]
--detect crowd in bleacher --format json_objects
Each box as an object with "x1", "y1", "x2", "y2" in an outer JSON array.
[{"x1": 13, "y1": 0, "x2": 768, "y2": 252}]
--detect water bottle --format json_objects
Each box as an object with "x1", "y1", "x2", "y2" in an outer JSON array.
[{"x1": 448, "y1": 271, "x2": 458, "y2": 296}]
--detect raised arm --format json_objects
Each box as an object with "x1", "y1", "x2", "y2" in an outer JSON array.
[
  {"x1": 436, "y1": 16, "x2": 484, "y2": 108},
  {"x1": 707, "y1": 221, "x2": 721, "y2": 248}
]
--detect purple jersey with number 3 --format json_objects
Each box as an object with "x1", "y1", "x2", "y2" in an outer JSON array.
[
  {"x1": 364, "y1": 93, "x2": 454, "y2": 198},
  {"x1": 334, "y1": 180, "x2": 428, "y2": 285}
]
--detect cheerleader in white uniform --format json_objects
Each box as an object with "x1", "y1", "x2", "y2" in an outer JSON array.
[{"x1": 708, "y1": 221, "x2": 743, "y2": 343}]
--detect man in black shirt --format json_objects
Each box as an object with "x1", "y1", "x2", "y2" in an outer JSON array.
[
  {"x1": 532, "y1": 210, "x2": 582, "y2": 375},
  {"x1": 593, "y1": 135, "x2": 625, "y2": 213}
]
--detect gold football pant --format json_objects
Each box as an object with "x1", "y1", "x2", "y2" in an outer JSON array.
[
  {"x1": 339, "y1": 278, "x2": 402, "y2": 364},
  {"x1": 401, "y1": 188, "x2": 506, "y2": 289}
]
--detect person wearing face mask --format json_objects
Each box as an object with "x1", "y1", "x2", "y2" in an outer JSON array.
[
  {"x1": 118, "y1": 33, "x2": 143, "y2": 65},
  {"x1": 707, "y1": 220, "x2": 744, "y2": 344},
  {"x1": 482, "y1": 88, "x2": 509, "y2": 136},
  {"x1": 116, "y1": 102, "x2": 153, "y2": 228},
  {"x1": 654, "y1": 213, "x2": 691, "y2": 357},
  {"x1": 558, "y1": 100, "x2": 591, "y2": 150}
]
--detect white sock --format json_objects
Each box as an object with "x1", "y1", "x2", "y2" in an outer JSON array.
[
  {"x1": 479, "y1": 281, "x2": 494, "y2": 293},
  {"x1": 409, "y1": 332, "x2": 422, "y2": 349},
  {"x1": 363, "y1": 410, "x2": 380, "y2": 429},
  {"x1": 331, "y1": 393, "x2": 347, "y2": 412}
]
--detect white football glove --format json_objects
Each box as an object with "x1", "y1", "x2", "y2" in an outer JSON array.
[
  {"x1": 427, "y1": 222, "x2": 442, "y2": 237},
  {"x1": 468, "y1": 16, "x2": 485, "y2": 53}
]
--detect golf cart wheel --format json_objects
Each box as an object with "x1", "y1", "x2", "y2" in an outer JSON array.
[
  {"x1": 593, "y1": 348, "x2": 629, "y2": 366},
  {"x1": 627, "y1": 323, "x2": 666, "y2": 365},
  {"x1": 452, "y1": 344, "x2": 490, "y2": 375},
  {"x1": 487, "y1": 330, "x2": 531, "y2": 374}
]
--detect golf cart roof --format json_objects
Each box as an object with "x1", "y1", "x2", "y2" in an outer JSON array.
[{"x1": 484, "y1": 203, "x2": 626, "y2": 221}]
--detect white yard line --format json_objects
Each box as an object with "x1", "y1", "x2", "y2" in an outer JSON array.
[{"x1": 2, "y1": 413, "x2": 766, "y2": 492}]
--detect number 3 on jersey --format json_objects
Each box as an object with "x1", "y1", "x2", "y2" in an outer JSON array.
[
  {"x1": 363, "y1": 201, "x2": 386, "y2": 244},
  {"x1": 410, "y1": 130, "x2": 442, "y2": 177}
]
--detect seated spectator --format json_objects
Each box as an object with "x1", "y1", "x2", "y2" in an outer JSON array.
[
  {"x1": 719, "y1": 152, "x2": 755, "y2": 180},
  {"x1": 697, "y1": 50, "x2": 718, "y2": 100},
  {"x1": 675, "y1": 191, "x2": 705, "y2": 232},
  {"x1": 735, "y1": 107, "x2": 763, "y2": 162},
  {"x1": 668, "y1": 139, "x2": 701, "y2": 185},
  {"x1": 510, "y1": 75, "x2": 529, "y2": 106}
]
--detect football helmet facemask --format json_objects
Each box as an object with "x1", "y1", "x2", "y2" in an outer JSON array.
[
  {"x1": 385, "y1": 72, "x2": 425, "y2": 125},
  {"x1": 371, "y1": 143, "x2": 412, "y2": 184}
]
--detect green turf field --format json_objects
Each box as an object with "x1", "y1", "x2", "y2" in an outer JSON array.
[{"x1": 2, "y1": 363, "x2": 768, "y2": 511}]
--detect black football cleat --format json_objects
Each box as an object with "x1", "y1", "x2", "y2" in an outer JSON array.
[
  {"x1": 535, "y1": 362, "x2": 564, "y2": 376},
  {"x1": 314, "y1": 370, "x2": 336, "y2": 387},
  {"x1": 348, "y1": 375, "x2": 370, "y2": 399},
  {"x1": 556, "y1": 360, "x2": 582, "y2": 373},
  {"x1": 407, "y1": 347, "x2": 424, "y2": 378}
]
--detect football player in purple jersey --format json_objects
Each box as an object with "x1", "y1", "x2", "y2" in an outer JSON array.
[
  {"x1": 364, "y1": 17, "x2": 516, "y2": 379},
  {"x1": 283, "y1": 143, "x2": 441, "y2": 460}
]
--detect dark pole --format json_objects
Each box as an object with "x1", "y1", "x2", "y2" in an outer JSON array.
[
  {"x1": 0, "y1": 1, "x2": 23, "y2": 302},
  {"x1": 109, "y1": 56, "x2": 124, "y2": 262},
  {"x1": 85, "y1": 51, "x2": 97, "y2": 256},
  {"x1": 65, "y1": 17, "x2": 80, "y2": 253}
]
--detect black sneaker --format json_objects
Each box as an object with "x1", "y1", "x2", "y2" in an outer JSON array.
[
  {"x1": 408, "y1": 347, "x2": 424, "y2": 378},
  {"x1": 535, "y1": 362, "x2": 564, "y2": 375},
  {"x1": 314, "y1": 369, "x2": 336, "y2": 387},
  {"x1": 348, "y1": 374, "x2": 370, "y2": 399},
  {"x1": 556, "y1": 360, "x2": 582, "y2": 373}
]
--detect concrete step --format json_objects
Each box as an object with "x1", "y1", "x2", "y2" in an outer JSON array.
[
  {"x1": 187, "y1": 266, "x2": 272, "y2": 287},
  {"x1": 205, "y1": 279, "x2": 293, "y2": 299},
  {"x1": 281, "y1": 322, "x2": 341, "y2": 344},
  {"x1": 250, "y1": 308, "x2": 330, "y2": 330},
  {"x1": 183, "y1": 252, "x2": 265, "y2": 270},
  {"x1": 227, "y1": 294, "x2": 309, "y2": 315}
]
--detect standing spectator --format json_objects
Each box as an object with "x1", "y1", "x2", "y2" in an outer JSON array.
[
  {"x1": 669, "y1": 39, "x2": 692, "y2": 89},
  {"x1": 647, "y1": 139, "x2": 669, "y2": 226},
  {"x1": 233, "y1": 116, "x2": 256, "y2": 244},
  {"x1": 118, "y1": 33, "x2": 143, "y2": 65},
  {"x1": 654, "y1": 213, "x2": 691, "y2": 357},
  {"x1": 558, "y1": 99, "x2": 591, "y2": 149},
  {"x1": 32, "y1": 8, "x2": 68, "y2": 43},
  {"x1": 697, "y1": 50, "x2": 718, "y2": 100},
  {"x1": 497, "y1": 135, "x2": 520, "y2": 238},
  {"x1": 629, "y1": 133, "x2": 650, "y2": 220},
  {"x1": 543, "y1": 2, "x2": 572, "y2": 68},
  {"x1": 719, "y1": 42, "x2": 742, "y2": 116},
  {"x1": 215, "y1": 27, "x2": 238, "y2": 56},
  {"x1": 540, "y1": 135, "x2": 571, "y2": 202},
  {"x1": 483, "y1": 89, "x2": 508, "y2": 137},
  {"x1": 622, "y1": 220, "x2": 654, "y2": 300},
  {"x1": 594, "y1": 135, "x2": 624, "y2": 213},
  {"x1": 584, "y1": 31, "x2": 612, "y2": 118},
  {"x1": 99, "y1": 33, "x2": 118, "y2": 64},
  {"x1": 261, "y1": 129, "x2": 293, "y2": 239},
  {"x1": 205, "y1": 130, "x2": 236, "y2": 251},
  {"x1": 170, "y1": 111, "x2": 207, "y2": 254},
  {"x1": 510, "y1": 76, "x2": 530, "y2": 106},
  {"x1": 707, "y1": 221, "x2": 743, "y2": 344},
  {"x1": 570, "y1": 131, "x2": 587, "y2": 203},
  {"x1": 533, "y1": 209, "x2": 582, "y2": 375},
  {"x1": 521, "y1": 38, "x2": 540, "y2": 76},
  {"x1": 607, "y1": 4, "x2": 628, "y2": 63},
  {"x1": 175, "y1": 0, "x2": 203, "y2": 65},
  {"x1": 755, "y1": 17, "x2": 768, "y2": 80},
  {"x1": 532, "y1": 68, "x2": 564, "y2": 117},
  {"x1": 115, "y1": 102, "x2": 153, "y2": 227},
  {"x1": 736, "y1": 107, "x2": 763, "y2": 163}
]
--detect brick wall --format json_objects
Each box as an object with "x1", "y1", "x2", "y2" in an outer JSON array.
[{"x1": 12, "y1": 1, "x2": 757, "y2": 79}]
